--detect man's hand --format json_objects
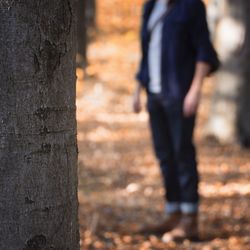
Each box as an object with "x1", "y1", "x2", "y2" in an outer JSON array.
[
  {"x1": 132, "y1": 90, "x2": 142, "y2": 113},
  {"x1": 132, "y1": 83, "x2": 142, "y2": 113},
  {"x1": 183, "y1": 62, "x2": 211, "y2": 117},
  {"x1": 183, "y1": 86, "x2": 201, "y2": 117}
]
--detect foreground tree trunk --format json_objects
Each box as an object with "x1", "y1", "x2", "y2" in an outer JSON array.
[
  {"x1": 0, "y1": 1, "x2": 79, "y2": 249},
  {"x1": 205, "y1": 0, "x2": 250, "y2": 146}
]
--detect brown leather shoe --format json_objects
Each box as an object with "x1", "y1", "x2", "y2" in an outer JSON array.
[
  {"x1": 162, "y1": 213, "x2": 199, "y2": 242},
  {"x1": 139, "y1": 212, "x2": 181, "y2": 235}
]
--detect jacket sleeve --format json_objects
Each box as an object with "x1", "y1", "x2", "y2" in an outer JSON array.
[{"x1": 189, "y1": 0, "x2": 220, "y2": 74}]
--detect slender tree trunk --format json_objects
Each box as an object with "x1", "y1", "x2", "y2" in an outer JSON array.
[
  {"x1": 86, "y1": 0, "x2": 97, "y2": 30},
  {"x1": 77, "y1": 0, "x2": 88, "y2": 69},
  {"x1": 0, "y1": 1, "x2": 79, "y2": 249},
  {"x1": 237, "y1": 1, "x2": 250, "y2": 146},
  {"x1": 205, "y1": 0, "x2": 250, "y2": 146}
]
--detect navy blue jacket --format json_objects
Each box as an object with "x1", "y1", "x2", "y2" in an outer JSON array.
[{"x1": 136, "y1": 0, "x2": 219, "y2": 101}]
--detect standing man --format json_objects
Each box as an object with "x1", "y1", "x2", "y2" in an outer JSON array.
[{"x1": 133, "y1": 0, "x2": 219, "y2": 242}]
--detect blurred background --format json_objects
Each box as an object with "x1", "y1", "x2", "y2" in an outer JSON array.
[{"x1": 76, "y1": 0, "x2": 250, "y2": 249}]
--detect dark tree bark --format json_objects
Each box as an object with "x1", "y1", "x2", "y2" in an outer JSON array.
[
  {"x1": 205, "y1": 0, "x2": 250, "y2": 146},
  {"x1": 0, "y1": 1, "x2": 79, "y2": 249},
  {"x1": 77, "y1": 0, "x2": 88, "y2": 69}
]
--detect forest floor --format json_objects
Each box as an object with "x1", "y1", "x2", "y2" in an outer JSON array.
[{"x1": 76, "y1": 1, "x2": 250, "y2": 249}]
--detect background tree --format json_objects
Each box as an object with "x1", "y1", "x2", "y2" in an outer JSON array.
[
  {"x1": 86, "y1": 0, "x2": 97, "y2": 30},
  {"x1": 205, "y1": 0, "x2": 250, "y2": 146},
  {"x1": 0, "y1": 1, "x2": 79, "y2": 249},
  {"x1": 77, "y1": 0, "x2": 88, "y2": 69},
  {"x1": 77, "y1": 0, "x2": 97, "y2": 70}
]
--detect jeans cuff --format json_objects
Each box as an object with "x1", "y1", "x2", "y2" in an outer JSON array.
[
  {"x1": 180, "y1": 202, "x2": 199, "y2": 214},
  {"x1": 165, "y1": 202, "x2": 180, "y2": 214}
]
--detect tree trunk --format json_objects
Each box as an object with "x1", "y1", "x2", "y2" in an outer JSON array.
[
  {"x1": 77, "y1": 0, "x2": 88, "y2": 69},
  {"x1": 86, "y1": 0, "x2": 96, "y2": 30},
  {"x1": 0, "y1": 1, "x2": 79, "y2": 249},
  {"x1": 205, "y1": 0, "x2": 250, "y2": 146},
  {"x1": 237, "y1": 1, "x2": 250, "y2": 146}
]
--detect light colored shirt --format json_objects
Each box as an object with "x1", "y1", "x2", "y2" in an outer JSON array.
[{"x1": 148, "y1": 0, "x2": 168, "y2": 93}]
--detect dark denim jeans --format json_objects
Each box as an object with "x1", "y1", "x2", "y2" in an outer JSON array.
[{"x1": 147, "y1": 93, "x2": 199, "y2": 204}]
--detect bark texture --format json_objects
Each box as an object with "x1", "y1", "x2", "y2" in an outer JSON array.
[
  {"x1": 0, "y1": 1, "x2": 79, "y2": 249},
  {"x1": 206, "y1": 0, "x2": 250, "y2": 146}
]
